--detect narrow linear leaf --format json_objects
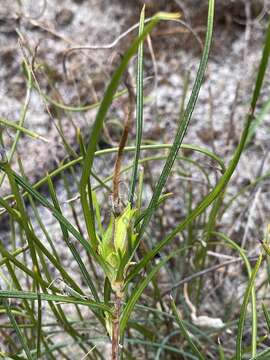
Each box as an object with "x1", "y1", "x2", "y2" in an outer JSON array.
[
  {"x1": 171, "y1": 297, "x2": 206, "y2": 360},
  {"x1": 120, "y1": 246, "x2": 191, "y2": 336},
  {"x1": 36, "y1": 292, "x2": 42, "y2": 358},
  {"x1": 0, "y1": 290, "x2": 112, "y2": 313},
  {"x1": 0, "y1": 117, "x2": 49, "y2": 143},
  {"x1": 262, "y1": 303, "x2": 270, "y2": 333},
  {"x1": 44, "y1": 88, "x2": 127, "y2": 112},
  {"x1": 129, "y1": 5, "x2": 145, "y2": 206},
  {"x1": 46, "y1": 174, "x2": 100, "y2": 302},
  {"x1": 236, "y1": 255, "x2": 262, "y2": 360},
  {"x1": 250, "y1": 19, "x2": 270, "y2": 111},
  {"x1": 138, "y1": 0, "x2": 215, "y2": 238},
  {"x1": 0, "y1": 245, "x2": 28, "y2": 267},
  {"x1": 212, "y1": 231, "x2": 258, "y2": 357},
  {"x1": 249, "y1": 347, "x2": 270, "y2": 360},
  {"x1": 2, "y1": 296, "x2": 33, "y2": 360}
]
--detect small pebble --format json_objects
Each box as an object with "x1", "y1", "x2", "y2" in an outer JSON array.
[
  {"x1": 55, "y1": 9, "x2": 74, "y2": 27},
  {"x1": 196, "y1": 127, "x2": 214, "y2": 143}
]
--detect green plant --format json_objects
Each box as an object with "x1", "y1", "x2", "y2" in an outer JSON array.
[{"x1": 1, "y1": 0, "x2": 270, "y2": 359}]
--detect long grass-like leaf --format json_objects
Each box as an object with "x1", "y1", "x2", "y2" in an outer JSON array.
[
  {"x1": 2, "y1": 295, "x2": 33, "y2": 360},
  {"x1": 262, "y1": 303, "x2": 270, "y2": 333},
  {"x1": 46, "y1": 174, "x2": 100, "y2": 302},
  {"x1": 0, "y1": 245, "x2": 28, "y2": 267},
  {"x1": 3, "y1": 161, "x2": 43, "y2": 299},
  {"x1": 0, "y1": 290, "x2": 111, "y2": 312},
  {"x1": 36, "y1": 292, "x2": 42, "y2": 358},
  {"x1": 0, "y1": 117, "x2": 49, "y2": 143},
  {"x1": 236, "y1": 255, "x2": 262, "y2": 360},
  {"x1": 171, "y1": 297, "x2": 206, "y2": 360},
  {"x1": 120, "y1": 245, "x2": 191, "y2": 336},
  {"x1": 125, "y1": 337, "x2": 198, "y2": 359},
  {"x1": 249, "y1": 347, "x2": 270, "y2": 360},
  {"x1": 129, "y1": 5, "x2": 145, "y2": 206},
  {"x1": 250, "y1": 19, "x2": 270, "y2": 112},
  {"x1": 44, "y1": 88, "x2": 127, "y2": 112},
  {"x1": 138, "y1": 0, "x2": 215, "y2": 238},
  {"x1": 212, "y1": 232, "x2": 258, "y2": 357}
]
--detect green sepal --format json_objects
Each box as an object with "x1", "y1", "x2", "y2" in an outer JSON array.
[
  {"x1": 99, "y1": 216, "x2": 114, "y2": 263},
  {"x1": 114, "y1": 203, "x2": 137, "y2": 254}
]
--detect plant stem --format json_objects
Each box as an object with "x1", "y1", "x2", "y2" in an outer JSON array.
[{"x1": 112, "y1": 294, "x2": 122, "y2": 360}]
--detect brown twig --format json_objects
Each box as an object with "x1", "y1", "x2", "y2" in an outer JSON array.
[
  {"x1": 110, "y1": 69, "x2": 135, "y2": 360},
  {"x1": 112, "y1": 70, "x2": 135, "y2": 215}
]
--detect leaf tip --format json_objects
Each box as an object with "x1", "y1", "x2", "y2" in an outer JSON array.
[{"x1": 154, "y1": 12, "x2": 181, "y2": 21}]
